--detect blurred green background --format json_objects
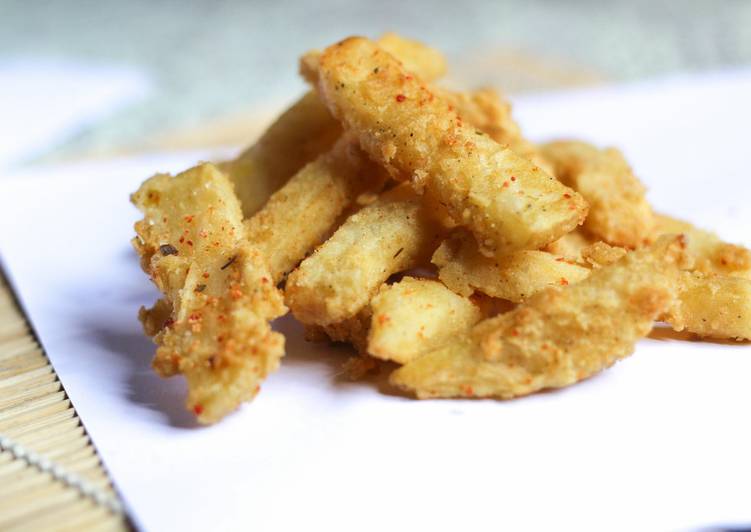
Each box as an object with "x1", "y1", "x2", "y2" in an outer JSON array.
[{"x1": 4, "y1": 0, "x2": 751, "y2": 161}]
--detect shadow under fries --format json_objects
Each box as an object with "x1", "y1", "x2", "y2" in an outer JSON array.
[
  {"x1": 649, "y1": 323, "x2": 750, "y2": 345},
  {"x1": 274, "y1": 315, "x2": 411, "y2": 399}
]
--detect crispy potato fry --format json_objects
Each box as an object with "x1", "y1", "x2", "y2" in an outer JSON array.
[
  {"x1": 653, "y1": 213, "x2": 751, "y2": 278},
  {"x1": 541, "y1": 140, "x2": 653, "y2": 248},
  {"x1": 132, "y1": 164, "x2": 286, "y2": 423},
  {"x1": 245, "y1": 36, "x2": 448, "y2": 281},
  {"x1": 433, "y1": 229, "x2": 590, "y2": 302},
  {"x1": 221, "y1": 91, "x2": 341, "y2": 217},
  {"x1": 301, "y1": 32, "x2": 447, "y2": 87},
  {"x1": 315, "y1": 37, "x2": 587, "y2": 256},
  {"x1": 227, "y1": 33, "x2": 446, "y2": 218},
  {"x1": 245, "y1": 136, "x2": 387, "y2": 281},
  {"x1": 439, "y1": 88, "x2": 551, "y2": 173},
  {"x1": 367, "y1": 277, "x2": 483, "y2": 364},
  {"x1": 665, "y1": 272, "x2": 751, "y2": 340},
  {"x1": 285, "y1": 185, "x2": 443, "y2": 326},
  {"x1": 391, "y1": 236, "x2": 688, "y2": 399},
  {"x1": 544, "y1": 229, "x2": 596, "y2": 262},
  {"x1": 311, "y1": 308, "x2": 373, "y2": 354}
]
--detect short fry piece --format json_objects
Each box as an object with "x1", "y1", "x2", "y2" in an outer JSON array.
[
  {"x1": 368, "y1": 277, "x2": 483, "y2": 364},
  {"x1": 132, "y1": 164, "x2": 286, "y2": 423},
  {"x1": 653, "y1": 213, "x2": 751, "y2": 278},
  {"x1": 391, "y1": 236, "x2": 687, "y2": 399},
  {"x1": 433, "y1": 230, "x2": 589, "y2": 302},
  {"x1": 285, "y1": 185, "x2": 442, "y2": 325},
  {"x1": 316, "y1": 37, "x2": 587, "y2": 256},
  {"x1": 666, "y1": 272, "x2": 751, "y2": 340},
  {"x1": 541, "y1": 140, "x2": 653, "y2": 248}
]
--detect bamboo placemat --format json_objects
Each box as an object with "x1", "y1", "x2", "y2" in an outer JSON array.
[{"x1": 0, "y1": 273, "x2": 129, "y2": 531}]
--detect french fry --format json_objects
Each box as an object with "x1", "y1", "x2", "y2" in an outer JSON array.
[
  {"x1": 245, "y1": 35, "x2": 449, "y2": 281},
  {"x1": 432, "y1": 230, "x2": 590, "y2": 302},
  {"x1": 132, "y1": 164, "x2": 287, "y2": 423},
  {"x1": 225, "y1": 33, "x2": 447, "y2": 218},
  {"x1": 301, "y1": 32, "x2": 447, "y2": 87},
  {"x1": 665, "y1": 272, "x2": 751, "y2": 341},
  {"x1": 245, "y1": 135, "x2": 387, "y2": 281},
  {"x1": 541, "y1": 141, "x2": 654, "y2": 248},
  {"x1": 440, "y1": 88, "x2": 552, "y2": 174},
  {"x1": 391, "y1": 236, "x2": 688, "y2": 399},
  {"x1": 315, "y1": 37, "x2": 587, "y2": 256},
  {"x1": 220, "y1": 91, "x2": 341, "y2": 217},
  {"x1": 367, "y1": 277, "x2": 483, "y2": 364},
  {"x1": 544, "y1": 229, "x2": 596, "y2": 262},
  {"x1": 285, "y1": 185, "x2": 443, "y2": 326},
  {"x1": 653, "y1": 213, "x2": 751, "y2": 278}
]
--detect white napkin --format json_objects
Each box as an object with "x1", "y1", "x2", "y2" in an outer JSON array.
[{"x1": 1, "y1": 71, "x2": 750, "y2": 532}]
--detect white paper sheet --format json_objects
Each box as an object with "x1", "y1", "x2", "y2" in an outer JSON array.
[{"x1": 1, "y1": 71, "x2": 750, "y2": 532}]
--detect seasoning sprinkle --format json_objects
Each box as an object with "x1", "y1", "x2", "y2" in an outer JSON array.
[
  {"x1": 221, "y1": 255, "x2": 237, "y2": 270},
  {"x1": 159, "y1": 244, "x2": 178, "y2": 256}
]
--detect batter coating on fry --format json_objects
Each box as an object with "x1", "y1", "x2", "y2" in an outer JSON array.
[
  {"x1": 433, "y1": 229, "x2": 590, "y2": 302},
  {"x1": 653, "y1": 213, "x2": 751, "y2": 278},
  {"x1": 541, "y1": 141, "x2": 654, "y2": 249},
  {"x1": 367, "y1": 277, "x2": 483, "y2": 364},
  {"x1": 391, "y1": 236, "x2": 688, "y2": 399},
  {"x1": 285, "y1": 185, "x2": 443, "y2": 326},
  {"x1": 315, "y1": 37, "x2": 587, "y2": 256},
  {"x1": 132, "y1": 164, "x2": 286, "y2": 424}
]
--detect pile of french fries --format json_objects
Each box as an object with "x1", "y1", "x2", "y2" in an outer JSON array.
[{"x1": 132, "y1": 35, "x2": 751, "y2": 424}]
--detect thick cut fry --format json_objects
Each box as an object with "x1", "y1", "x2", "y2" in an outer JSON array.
[
  {"x1": 541, "y1": 140, "x2": 653, "y2": 248},
  {"x1": 132, "y1": 164, "x2": 286, "y2": 423},
  {"x1": 440, "y1": 88, "x2": 551, "y2": 173},
  {"x1": 220, "y1": 91, "x2": 341, "y2": 217},
  {"x1": 300, "y1": 32, "x2": 447, "y2": 88},
  {"x1": 367, "y1": 277, "x2": 482, "y2": 364},
  {"x1": 666, "y1": 272, "x2": 751, "y2": 340},
  {"x1": 245, "y1": 136, "x2": 387, "y2": 281},
  {"x1": 653, "y1": 213, "x2": 751, "y2": 278},
  {"x1": 433, "y1": 230, "x2": 589, "y2": 302},
  {"x1": 285, "y1": 185, "x2": 443, "y2": 326},
  {"x1": 391, "y1": 236, "x2": 687, "y2": 399},
  {"x1": 245, "y1": 36, "x2": 448, "y2": 281},
  {"x1": 315, "y1": 37, "x2": 587, "y2": 256}
]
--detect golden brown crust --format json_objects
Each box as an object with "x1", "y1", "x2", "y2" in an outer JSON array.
[
  {"x1": 391, "y1": 236, "x2": 688, "y2": 399},
  {"x1": 131, "y1": 164, "x2": 286, "y2": 423},
  {"x1": 315, "y1": 37, "x2": 587, "y2": 256},
  {"x1": 541, "y1": 140, "x2": 654, "y2": 249}
]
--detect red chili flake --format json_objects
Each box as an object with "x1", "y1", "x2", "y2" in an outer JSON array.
[
  {"x1": 184, "y1": 215, "x2": 194, "y2": 223},
  {"x1": 502, "y1": 181, "x2": 510, "y2": 188},
  {"x1": 405, "y1": 74, "x2": 413, "y2": 81},
  {"x1": 563, "y1": 193, "x2": 571, "y2": 199},
  {"x1": 193, "y1": 404, "x2": 203, "y2": 415},
  {"x1": 378, "y1": 314, "x2": 390, "y2": 325},
  {"x1": 511, "y1": 329, "x2": 519, "y2": 336},
  {"x1": 464, "y1": 385, "x2": 474, "y2": 397},
  {"x1": 163, "y1": 318, "x2": 175, "y2": 328},
  {"x1": 179, "y1": 236, "x2": 185, "y2": 244},
  {"x1": 560, "y1": 277, "x2": 569, "y2": 286},
  {"x1": 395, "y1": 94, "x2": 406, "y2": 102},
  {"x1": 188, "y1": 312, "x2": 202, "y2": 322},
  {"x1": 261, "y1": 277, "x2": 269, "y2": 284},
  {"x1": 511, "y1": 176, "x2": 516, "y2": 181},
  {"x1": 202, "y1": 272, "x2": 210, "y2": 279},
  {"x1": 186, "y1": 240, "x2": 194, "y2": 246},
  {"x1": 555, "y1": 257, "x2": 565, "y2": 262}
]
